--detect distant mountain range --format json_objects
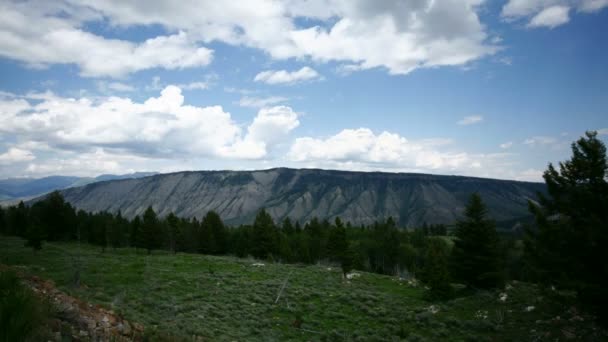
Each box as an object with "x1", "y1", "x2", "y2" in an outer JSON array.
[
  {"x1": 51, "y1": 168, "x2": 545, "y2": 229},
  {"x1": 0, "y1": 172, "x2": 158, "y2": 202}
]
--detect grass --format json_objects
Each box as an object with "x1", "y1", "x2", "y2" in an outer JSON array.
[
  {"x1": 0, "y1": 269, "x2": 52, "y2": 341},
  {"x1": 0, "y1": 236, "x2": 603, "y2": 341}
]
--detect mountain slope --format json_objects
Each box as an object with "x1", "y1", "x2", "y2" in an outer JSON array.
[
  {"x1": 58, "y1": 168, "x2": 545, "y2": 227},
  {"x1": 0, "y1": 172, "x2": 158, "y2": 202}
]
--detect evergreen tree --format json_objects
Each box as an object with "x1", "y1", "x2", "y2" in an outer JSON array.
[
  {"x1": 202, "y1": 211, "x2": 227, "y2": 254},
  {"x1": 341, "y1": 247, "x2": 355, "y2": 279},
  {"x1": 130, "y1": 216, "x2": 142, "y2": 249},
  {"x1": 0, "y1": 206, "x2": 6, "y2": 235},
  {"x1": 24, "y1": 214, "x2": 45, "y2": 252},
  {"x1": 37, "y1": 191, "x2": 75, "y2": 240},
  {"x1": 327, "y1": 217, "x2": 348, "y2": 262},
  {"x1": 281, "y1": 217, "x2": 295, "y2": 235},
  {"x1": 7, "y1": 202, "x2": 28, "y2": 237},
  {"x1": 450, "y1": 193, "x2": 504, "y2": 289},
  {"x1": 109, "y1": 211, "x2": 127, "y2": 249},
  {"x1": 421, "y1": 238, "x2": 452, "y2": 300},
  {"x1": 305, "y1": 218, "x2": 323, "y2": 263},
  {"x1": 166, "y1": 212, "x2": 180, "y2": 253},
  {"x1": 251, "y1": 209, "x2": 277, "y2": 259},
  {"x1": 525, "y1": 131, "x2": 608, "y2": 322},
  {"x1": 142, "y1": 206, "x2": 162, "y2": 254}
]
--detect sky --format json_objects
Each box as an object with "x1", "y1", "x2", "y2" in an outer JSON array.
[{"x1": 0, "y1": 0, "x2": 607, "y2": 181}]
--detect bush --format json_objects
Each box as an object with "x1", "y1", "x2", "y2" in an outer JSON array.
[{"x1": 0, "y1": 271, "x2": 49, "y2": 341}]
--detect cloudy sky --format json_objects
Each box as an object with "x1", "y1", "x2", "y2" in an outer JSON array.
[{"x1": 1, "y1": 0, "x2": 607, "y2": 181}]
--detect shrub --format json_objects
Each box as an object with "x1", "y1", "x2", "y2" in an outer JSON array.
[{"x1": 0, "y1": 271, "x2": 49, "y2": 341}]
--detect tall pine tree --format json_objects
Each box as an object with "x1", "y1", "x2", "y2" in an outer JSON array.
[
  {"x1": 251, "y1": 209, "x2": 277, "y2": 260},
  {"x1": 450, "y1": 193, "x2": 503, "y2": 289},
  {"x1": 525, "y1": 131, "x2": 608, "y2": 322},
  {"x1": 142, "y1": 206, "x2": 162, "y2": 254}
]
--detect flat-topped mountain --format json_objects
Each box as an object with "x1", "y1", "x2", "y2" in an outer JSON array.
[{"x1": 55, "y1": 168, "x2": 544, "y2": 228}]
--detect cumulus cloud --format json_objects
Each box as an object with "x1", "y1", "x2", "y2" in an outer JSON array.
[
  {"x1": 290, "y1": 128, "x2": 478, "y2": 171},
  {"x1": 0, "y1": 86, "x2": 299, "y2": 165},
  {"x1": 254, "y1": 67, "x2": 322, "y2": 85},
  {"x1": 287, "y1": 128, "x2": 543, "y2": 180},
  {"x1": 458, "y1": 115, "x2": 484, "y2": 125},
  {"x1": 223, "y1": 106, "x2": 300, "y2": 158},
  {"x1": 1, "y1": 0, "x2": 499, "y2": 77},
  {"x1": 502, "y1": 0, "x2": 608, "y2": 28},
  {"x1": 0, "y1": 2, "x2": 213, "y2": 77}
]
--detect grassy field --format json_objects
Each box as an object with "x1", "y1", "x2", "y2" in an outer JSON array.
[{"x1": 0, "y1": 236, "x2": 603, "y2": 341}]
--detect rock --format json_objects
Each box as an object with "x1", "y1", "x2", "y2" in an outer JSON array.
[{"x1": 122, "y1": 321, "x2": 132, "y2": 335}]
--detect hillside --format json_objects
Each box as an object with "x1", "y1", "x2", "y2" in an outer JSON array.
[
  {"x1": 1, "y1": 237, "x2": 604, "y2": 341},
  {"x1": 57, "y1": 168, "x2": 545, "y2": 227}
]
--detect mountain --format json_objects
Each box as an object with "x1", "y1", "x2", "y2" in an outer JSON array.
[
  {"x1": 56, "y1": 168, "x2": 545, "y2": 228},
  {"x1": 0, "y1": 172, "x2": 158, "y2": 202},
  {"x1": 0, "y1": 176, "x2": 82, "y2": 199}
]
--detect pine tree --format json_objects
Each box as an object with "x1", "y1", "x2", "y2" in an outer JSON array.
[
  {"x1": 251, "y1": 209, "x2": 277, "y2": 260},
  {"x1": 0, "y1": 206, "x2": 6, "y2": 235},
  {"x1": 341, "y1": 247, "x2": 354, "y2": 279},
  {"x1": 450, "y1": 193, "x2": 504, "y2": 289},
  {"x1": 130, "y1": 216, "x2": 142, "y2": 249},
  {"x1": 142, "y1": 206, "x2": 162, "y2": 254},
  {"x1": 422, "y1": 238, "x2": 452, "y2": 300},
  {"x1": 202, "y1": 211, "x2": 226, "y2": 254},
  {"x1": 526, "y1": 131, "x2": 608, "y2": 322},
  {"x1": 24, "y1": 215, "x2": 44, "y2": 252},
  {"x1": 166, "y1": 212, "x2": 180, "y2": 253},
  {"x1": 327, "y1": 217, "x2": 348, "y2": 262},
  {"x1": 281, "y1": 217, "x2": 295, "y2": 235}
]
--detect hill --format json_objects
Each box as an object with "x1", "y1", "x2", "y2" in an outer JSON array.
[
  {"x1": 57, "y1": 168, "x2": 545, "y2": 227},
  {"x1": 0, "y1": 237, "x2": 604, "y2": 341}
]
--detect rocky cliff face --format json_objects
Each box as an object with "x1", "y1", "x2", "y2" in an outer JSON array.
[{"x1": 58, "y1": 168, "x2": 545, "y2": 227}]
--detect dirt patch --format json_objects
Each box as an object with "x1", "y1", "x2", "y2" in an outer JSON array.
[{"x1": 1, "y1": 264, "x2": 144, "y2": 341}]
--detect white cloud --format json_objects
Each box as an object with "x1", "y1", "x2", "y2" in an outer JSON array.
[
  {"x1": 502, "y1": 0, "x2": 608, "y2": 28},
  {"x1": 457, "y1": 115, "x2": 484, "y2": 125},
  {"x1": 1, "y1": 1, "x2": 499, "y2": 77},
  {"x1": 223, "y1": 106, "x2": 300, "y2": 158},
  {"x1": 597, "y1": 128, "x2": 608, "y2": 135},
  {"x1": 97, "y1": 81, "x2": 136, "y2": 93},
  {"x1": 238, "y1": 96, "x2": 288, "y2": 108},
  {"x1": 0, "y1": 147, "x2": 35, "y2": 165},
  {"x1": 254, "y1": 67, "x2": 322, "y2": 85},
  {"x1": 290, "y1": 128, "x2": 471, "y2": 170},
  {"x1": 287, "y1": 128, "x2": 527, "y2": 179},
  {"x1": 0, "y1": 2, "x2": 213, "y2": 77},
  {"x1": 528, "y1": 5, "x2": 570, "y2": 28},
  {"x1": 0, "y1": 86, "x2": 299, "y2": 163},
  {"x1": 500, "y1": 142, "x2": 513, "y2": 149},
  {"x1": 523, "y1": 136, "x2": 557, "y2": 145}
]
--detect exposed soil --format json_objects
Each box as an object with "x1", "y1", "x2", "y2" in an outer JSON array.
[{"x1": 1, "y1": 264, "x2": 145, "y2": 341}]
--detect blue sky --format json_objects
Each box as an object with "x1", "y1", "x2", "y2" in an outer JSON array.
[{"x1": 0, "y1": 0, "x2": 607, "y2": 181}]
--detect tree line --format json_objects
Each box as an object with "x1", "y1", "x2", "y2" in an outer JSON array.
[{"x1": 1, "y1": 131, "x2": 606, "y2": 323}]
